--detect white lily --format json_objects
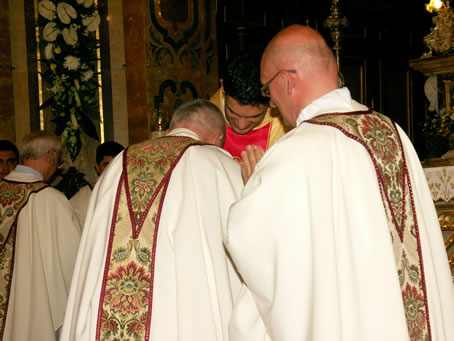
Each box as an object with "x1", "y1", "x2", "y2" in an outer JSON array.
[
  {"x1": 38, "y1": 1, "x2": 56, "y2": 20},
  {"x1": 82, "y1": 69, "x2": 94, "y2": 82},
  {"x1": 44, "y1": 43, "x2": 54, "y2": 60},
  {"x1": 57, "y1": 2, "x2": 77, "y2": 24},
  {"x1": 82, "y1": 12, "x2": 100, "y2": 32},
  {"x1": 83, "y1": 0, "x2": 94, "y2": 8},
  {"x1": 62, "y1": 25, "x2": 78, "y2": 45},
  {"x1": 43, "y1": 22, "x2": 60, "y2": 42}
]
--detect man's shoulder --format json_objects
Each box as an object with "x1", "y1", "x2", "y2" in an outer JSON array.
[
  {"x1": 70, "y1": 184, "x2": 92, "y2": 203},
  {"x1": 186, "y1": 144, "x2": 239, "y2": 167}
]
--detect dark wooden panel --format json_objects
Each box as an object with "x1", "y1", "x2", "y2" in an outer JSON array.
[
  {"x1": 0, "y1": 0, "x2": 15, "y2": 142},
  {"x1": 123, "y1": 0, "x2": 149, "y2": 144}
]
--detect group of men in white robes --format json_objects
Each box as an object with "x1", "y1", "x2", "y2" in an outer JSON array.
[{"x1": 1, "y1": 24, "x2": 454, "y2": 341}]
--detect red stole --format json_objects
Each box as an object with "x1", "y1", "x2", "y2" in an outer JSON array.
[{"x1": 223, "y1": 123, "x2": 271, "y2": 162}]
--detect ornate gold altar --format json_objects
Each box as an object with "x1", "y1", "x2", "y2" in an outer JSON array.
[
  {"x1": 424, "y1": 163, "x2": 454, "y2": 279},
  {"x1": 410, "y1": 51, "x2": 454, "y2": 279}
]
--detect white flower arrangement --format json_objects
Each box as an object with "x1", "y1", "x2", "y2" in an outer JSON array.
[{"x1": 37, "y1": 0, "x2": 101, "y2": 162}]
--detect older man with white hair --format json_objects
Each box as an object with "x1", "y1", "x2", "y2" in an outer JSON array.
[{"x1": 0, "y1": 130, "x2": 81, "y2": 340}]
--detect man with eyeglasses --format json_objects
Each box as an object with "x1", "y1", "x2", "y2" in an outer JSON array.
[
  {"x1": 225, "y1": 25, "x2": 454, "y2": 340},
  {"x1": 0, "y1": 130, "x2": 81, "y2": 340},
  {"x1": 0, "y1": 140, "x2": 19, "y2": 179},
  {"x1": 210, "y1": 53, "x2": 290, "y2": 163}
]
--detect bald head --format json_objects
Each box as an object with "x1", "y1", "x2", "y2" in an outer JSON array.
[
  {"x1": 261, "y1": 25, "x2": 339, "y2": 126},
  {"x1": 169, "y1": 99, "x2": 226, "y2": 147}
]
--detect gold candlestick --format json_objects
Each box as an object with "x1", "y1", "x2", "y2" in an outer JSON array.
[{"x1": 324, "y1": 0, "x2": 349, "y2": 87}]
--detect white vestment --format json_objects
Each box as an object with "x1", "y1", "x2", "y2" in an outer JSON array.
[
  {"x1": 61, "y1": 129, "x2": 243, "y2": 340},
  {"x1": 2, "y1": 168, "x2": 81, "y2": 340},
  {"x1": 225, "y1": 88, "x2": 454, "y2": 341},
  {"x1": 69, "y1": 184, "x2": 92, "y2": 229}
]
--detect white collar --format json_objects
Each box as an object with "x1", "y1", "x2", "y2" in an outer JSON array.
[
  {"x1": 296, "y1": 88, "x2": 366, "y2": 126},
  {"x1": 14, "y1": 165, "x2": 44, "y2": 180},
  {"x1": 167, "y1": 128, "x2": 201, "y2": 141}
]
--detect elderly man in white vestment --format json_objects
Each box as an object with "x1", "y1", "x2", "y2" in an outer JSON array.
[
  {"x1": 61, "y1": 99, "x2": 243, "y2": 341},
  {"x1": 0, "y1": 131, "x2": 81, "y2": 340},
  {"x1": 225, "y1": 25, "x2": 454, "y2": 341}
]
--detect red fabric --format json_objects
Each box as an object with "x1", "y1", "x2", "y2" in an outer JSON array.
[{"x1": 223, "y1": 123, "x2": 271, "y2": 162}]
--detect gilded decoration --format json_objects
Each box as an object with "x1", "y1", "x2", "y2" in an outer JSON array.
[
  {"x1": 423, "y1": 3, "x2": 454, "y2": 56},
  {"x1": 147, "y1": 0, "x2": 218, "y2": 128}
]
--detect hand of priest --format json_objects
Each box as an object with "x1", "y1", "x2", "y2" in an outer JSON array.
[{"x1": 240, "y1": 145, "x2": 264, "y2": 184}]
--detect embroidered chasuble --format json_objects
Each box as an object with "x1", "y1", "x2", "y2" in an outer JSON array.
[
  {"x1": 0, "y1": 180, "x2": 48, "y2": 337},
  {"x1": 306, "y1": 111, "x2": 431, "y2": 340},
  {"x1": 96, "y1": 137, "x2": 204, "y2": 341}
]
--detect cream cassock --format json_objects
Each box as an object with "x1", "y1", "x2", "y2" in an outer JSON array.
[
  {"x1": 61, "y1": 128, "x2": 243, "y2": 340},
  {"x1": 225, "y1": 88, "x2": 454, "y2": 341},
  {"x1": 3, "y1": 169, "x2": 81, "y2": 340}
]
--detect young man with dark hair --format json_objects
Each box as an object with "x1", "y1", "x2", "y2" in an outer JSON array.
[
  {"x1": 210, "y1": 53, "x2": 290, "y2": 163},
  {"x1": 94, "y1": 140, "x2": 124, "y2": 176},
  {"x1": 70, "y1": 141, "x2": 124, "y2": 228},
  {"x1": 0, "y1": 139, "x2": 19, "y2": 179}
]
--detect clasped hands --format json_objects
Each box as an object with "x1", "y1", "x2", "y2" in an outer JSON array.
[{"x1": 240, "y1": 145, "x2": 264, "y2": 184}]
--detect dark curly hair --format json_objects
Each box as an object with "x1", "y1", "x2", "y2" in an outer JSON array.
[
  {"x1": 0, "y1": 140, "x2": 19, "y2": 161},
  {"x1": 222, "y1": 53, "x2": 269, "y2": 106}
]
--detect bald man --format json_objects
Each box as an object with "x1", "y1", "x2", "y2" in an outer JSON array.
[
  {"x1": 225, "y1": 25, "x2": 454, "y2": 341},
  {"x1": 62, "y1": 99, "x2": 243, "y2": 341}
]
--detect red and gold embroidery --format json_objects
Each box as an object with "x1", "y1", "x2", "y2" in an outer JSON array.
[
  {"x1": 0, "y1": 180, "x2": 48, "y2": 338},
  {"x1": 96, "y1": 137, "x2": 205, "y2": 341},
  {"x1": 307, "y1": 111, "x2": 431, "y2": 341}
]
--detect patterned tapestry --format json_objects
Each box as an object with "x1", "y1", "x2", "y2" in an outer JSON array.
[{"x1": 147, "y1": 0, "x2": 218, "y2": 126}]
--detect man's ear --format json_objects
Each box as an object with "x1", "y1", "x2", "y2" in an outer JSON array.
[
  {"x1": 211, "y1": 133, "x2": 225, "y2": 148},
  {"x1": 94, "y1": 163, "x2": 101, "y2": 176}
]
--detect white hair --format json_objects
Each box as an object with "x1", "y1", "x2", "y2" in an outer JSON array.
[{"x1": 21, "y1": 130, "x2": 61, "y2": 162}]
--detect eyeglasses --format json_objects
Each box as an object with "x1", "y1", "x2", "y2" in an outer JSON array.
[
  {"x1": 260, "y1": 69, "x2": 296, "y2": 97},
  {"x1": 50, "y1": 149, "x2": 64, "y2": 168}
]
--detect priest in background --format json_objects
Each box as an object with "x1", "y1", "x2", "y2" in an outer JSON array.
[
  {"x1": 0, "y1": 131, "x2": 81, "y2": 340},
  {"x1": 70, "y1": 140, "x2": 124, "y2": 228},
  {"x1": 62, "y1": 99, "x2": 243, "y2": 341},
  {"x1": 210, "y1": 53, "x2": 290, "y2": 163}
]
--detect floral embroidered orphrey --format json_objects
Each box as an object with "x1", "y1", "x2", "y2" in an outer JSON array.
[
  {"x1": 96, "y1": 136, "x2": 205, "y2": 341},
  {"x1": 306, "y1": 111, "x2": 432, "y2": 341},
  {"x1": 0, "y1": 181, "x2": 48, "y2": 337}
]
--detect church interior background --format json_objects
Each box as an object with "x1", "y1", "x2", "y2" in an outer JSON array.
[{"x1": 0, "y1": 0, "x2": 453, "y2": 276}]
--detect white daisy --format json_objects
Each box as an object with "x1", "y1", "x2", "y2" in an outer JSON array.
[{"x1": 63, "y1": 55, "x2": 80, "y2": 71}]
